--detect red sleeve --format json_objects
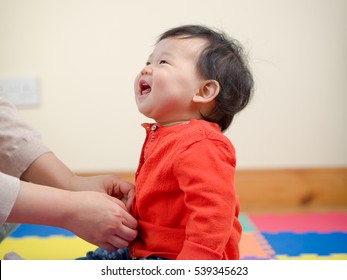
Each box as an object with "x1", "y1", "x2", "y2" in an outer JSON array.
[{"x1": 174, "y1": 138, "x2": 237, "y2": 260}]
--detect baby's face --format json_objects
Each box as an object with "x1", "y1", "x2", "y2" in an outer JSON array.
[{"x1": 134, "y1": 36, "x2": 207, "y2": 126}]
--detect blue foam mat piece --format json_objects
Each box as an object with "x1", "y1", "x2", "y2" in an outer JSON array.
[
  {"x1": 262, "y1": 232, "x2": 347, "y2": 256},
  {"x1": 9, "y1": 224, "x2": 74, "y2": 238}
]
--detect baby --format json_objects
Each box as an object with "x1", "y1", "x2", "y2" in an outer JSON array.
[{"x1": 81, "y1": 24, "x2": 253, "y2": 260}]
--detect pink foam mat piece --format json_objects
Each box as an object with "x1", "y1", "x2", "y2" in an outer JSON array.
[
  {"x1": 248, "y1": 212, "x2": 347, "y2": 233},
  {"x1": 239, "y1": 232, "x2": 274, "y2": 259}
]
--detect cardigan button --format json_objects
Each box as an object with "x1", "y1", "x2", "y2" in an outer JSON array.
[{"x1": 151, "y1": 124, "x2": 157, "y2": 131}]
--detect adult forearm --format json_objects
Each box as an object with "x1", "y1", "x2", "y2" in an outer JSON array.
[
  {"x1": 6, "y1": 180, "x2": 138, "y2": 249},
  {"x1": 20, "y1": 152, "x2": 136, "y2": 210},
  {"x1": 6, "y1": 181, "x2": 73, "y2": 227},
  {"x1": 20, "y1": 152, "x2": 79, "y2": 191}
]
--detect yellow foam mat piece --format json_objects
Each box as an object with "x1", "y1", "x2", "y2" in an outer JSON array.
[
  {"x1": 277, "y1": 254, "x2": 347, "y2": 260},
  {"x1": 0, "y1": 237, "x2": 97, "y2": 260}
]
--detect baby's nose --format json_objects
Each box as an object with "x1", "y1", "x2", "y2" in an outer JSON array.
[{"x1": 141, "y1": 65, "x2": 153, "y2": 75}]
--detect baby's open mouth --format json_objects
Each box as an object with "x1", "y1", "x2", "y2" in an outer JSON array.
[{"x1": 139, "y1": 80, "x2": 151, "y2": 95}]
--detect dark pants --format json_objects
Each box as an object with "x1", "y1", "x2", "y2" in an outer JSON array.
[{"x1": 77, "y1": 247, "x2": 166, "y2": 260}]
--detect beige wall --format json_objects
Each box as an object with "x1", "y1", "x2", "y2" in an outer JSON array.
[{"x1": 1, "y1": 0, "x2": 346, "y2": 172}]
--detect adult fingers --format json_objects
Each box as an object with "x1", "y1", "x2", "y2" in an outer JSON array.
[
  {"x1": 116, "y1": 222, "x2": 138, "y2": 243},
  {"x1": 121, "y1": 209, "x2": 138, "y2": 230}
]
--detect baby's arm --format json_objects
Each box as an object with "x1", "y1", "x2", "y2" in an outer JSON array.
[{"x1": 175, "y1": 139, "x2": 237, "y2": 260}]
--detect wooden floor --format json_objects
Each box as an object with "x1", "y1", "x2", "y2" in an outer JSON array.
[
  {"x1": 234, "y1": 168, "x2": 347, "y2": 213},
  {"x1": 79, "y1": 168, "x2": 347, "y2": 213}
]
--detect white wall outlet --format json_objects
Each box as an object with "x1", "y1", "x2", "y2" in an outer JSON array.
[{"x1": 0, "y1": 78, "x2": 39, "y2": 107}]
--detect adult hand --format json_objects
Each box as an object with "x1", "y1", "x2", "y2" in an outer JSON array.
[
  {"x1": 7, "y1": 182, "x2": 138, "y2": 252},
  {"x1": 21, "y1": 153, "x2": 136, "y2": 210},
  {"x1": 17, "y1": 153, "x2": 137, "y2": 249},
  {"x1": 65, "y1": 190, "x2": 138, "y2": 251},
  {"x1": 70, "y1": 175, "x2": 135, "y2": 211}
]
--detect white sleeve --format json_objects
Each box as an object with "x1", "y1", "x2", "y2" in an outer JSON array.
[
  {"x1": 0, "y1": 97, "x2": 50, "y2": 226},
  {"x1": 0, "y1": 172, "x2": 20, "y2": 226},
  {"x1": 0, "y1": 97, "x2": 50, "y2": 178}
]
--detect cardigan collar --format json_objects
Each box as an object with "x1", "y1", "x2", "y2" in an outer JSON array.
[{"x1": 141, "y1": 119, "x2": 221, "y2": 135}]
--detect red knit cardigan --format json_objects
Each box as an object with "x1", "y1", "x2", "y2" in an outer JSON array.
[{"x1": 130, "y1": 119, "x2": 242, "y2": 259}]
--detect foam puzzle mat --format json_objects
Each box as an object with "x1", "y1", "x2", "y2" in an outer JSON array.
[{"x1": 1, "y1": 211, "x2": 346, "y2": 260}]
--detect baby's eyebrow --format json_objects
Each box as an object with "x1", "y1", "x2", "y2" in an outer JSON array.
[{"x1": 159, "y1": 51, "x2": 174, "y2": 58}]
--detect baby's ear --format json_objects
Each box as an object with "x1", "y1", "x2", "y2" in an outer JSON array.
[{"x1": 193, "y1": 80, "x2": 220, "y2": 103}]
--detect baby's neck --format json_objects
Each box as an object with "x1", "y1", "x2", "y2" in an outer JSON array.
[{"x1": 157, "y1": 120, "x2": 191, "y2": 127}]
